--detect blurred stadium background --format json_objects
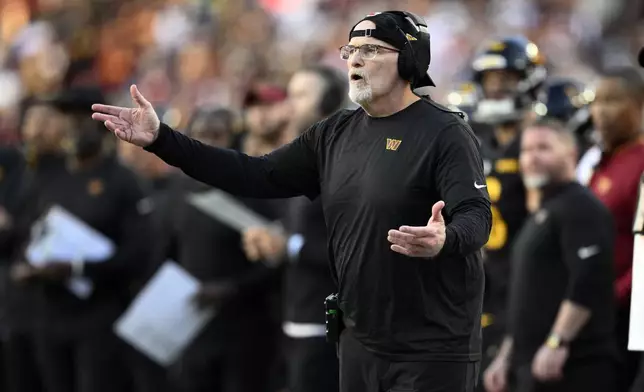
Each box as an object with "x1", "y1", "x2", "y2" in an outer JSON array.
[{"x1": 0, "y1": 0, "x2": 642, "y2": 138}]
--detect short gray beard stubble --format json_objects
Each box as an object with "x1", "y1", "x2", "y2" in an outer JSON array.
[{"x1": 348, "y1": 82, "x2": 373, "y2": 106}]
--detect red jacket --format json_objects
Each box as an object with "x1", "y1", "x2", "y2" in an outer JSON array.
[{"x1": 589, "y1": 139, "x2": 644, "y2": 306}]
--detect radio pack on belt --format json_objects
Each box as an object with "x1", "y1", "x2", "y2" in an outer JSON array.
[{"x1": 324, "y1": 293, "x2": 345, "y2": 343}]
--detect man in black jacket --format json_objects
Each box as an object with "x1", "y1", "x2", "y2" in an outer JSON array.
[
  {"x1": 14, "y1": 88, "x2": 152, "y2": 392},
  {"x1": 242, "y1": 65, "x2": 347, "y2": 392},
  {"x1": 483, "y1": 118, "x2": 617, "y2": 392},
  {"x1": 93, "y1": 11, "x2": 491, "y2": 392}
]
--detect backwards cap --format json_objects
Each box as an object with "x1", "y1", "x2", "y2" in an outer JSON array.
[{"x1": 349, "y1": 11, "x2": 435, "y2": 87}]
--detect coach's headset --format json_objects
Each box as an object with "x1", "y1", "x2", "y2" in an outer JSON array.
[{"x1": 349, "y1": 11, "x2": 434, "y2": 90}]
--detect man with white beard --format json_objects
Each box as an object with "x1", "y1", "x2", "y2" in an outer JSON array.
[{"x1": 92, "y1": 10, "x2": 491, "y2": 392}]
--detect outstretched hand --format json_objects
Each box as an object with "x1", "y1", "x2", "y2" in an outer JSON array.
[
  {"x1": 91, "y1": 85, "x2": 161, "y2": 147},
  {"x1": 387, "y1": 201, "x2": 446, "y2": 258}
]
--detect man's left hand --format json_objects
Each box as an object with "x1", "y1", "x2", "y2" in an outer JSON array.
[
  {"x1": 387, "y1": 201, "x2": 446, "y2": 258},
  {"x1": 531, "y1": 344, "x2": 569, "y2": 382}
]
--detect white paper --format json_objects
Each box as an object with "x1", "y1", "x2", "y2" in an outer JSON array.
[
  {"x1": 25, "y1": 206, "x2": 114, "y2": 298},
  {"x1": 630, "y1": 235, "x2": 644, "y2": 351},
  {"x1": 187, "y1": 189, "x2": 273, "y2": 232},
  {"x1": 629, "y1": 176, "x2": 644, "y2": 351},
  {"x1": 113, "y1": 262, "x2": 215, "y2": 366}
]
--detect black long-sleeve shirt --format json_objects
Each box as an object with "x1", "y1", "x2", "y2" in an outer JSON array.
[
  {"x1": 145, "y1": 99, "x2": 492, "y2": 361},
  {"x1": 508, "y1": 182, "x2": 616, "y2": 366}
]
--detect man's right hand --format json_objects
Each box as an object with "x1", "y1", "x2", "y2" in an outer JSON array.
[
  {"x1": 91, "y1": 85, "x2": 161, "y2": 147},
  {"x1": 483, "y1": 354, "x2": 509, "y2": 392}
]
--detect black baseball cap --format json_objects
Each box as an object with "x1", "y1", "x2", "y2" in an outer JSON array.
[{"x1": 350, "y1": 11, "x2": 435, "y2": 87}]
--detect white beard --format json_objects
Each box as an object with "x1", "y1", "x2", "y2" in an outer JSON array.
[
  {"x1": 522, "y1": 174, "x2": 549, "y2": 189},
  {"x1": 348, "y1": 82, "x2": 373, "y2": 105}
]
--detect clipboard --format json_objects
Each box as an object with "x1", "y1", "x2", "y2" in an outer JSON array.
[{"x1": 186, "y1": 189, "x2": 281, "y2": 232}]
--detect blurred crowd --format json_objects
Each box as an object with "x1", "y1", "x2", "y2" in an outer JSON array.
[
  {"x1": 1, "y1": 0, "x2": 643, "y2": 137},
  {"x1": 0, "y1": 0, "x2": 644, "y2": 392}
]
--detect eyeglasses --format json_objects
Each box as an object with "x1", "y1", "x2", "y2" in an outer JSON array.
[{"x1": 339, "y1": 44, "x2": 400, "y2": 60}]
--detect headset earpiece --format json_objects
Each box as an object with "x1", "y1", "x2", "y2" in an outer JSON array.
[{"x1": 384, "y1": 11, "x2": 431, "y2": 88}]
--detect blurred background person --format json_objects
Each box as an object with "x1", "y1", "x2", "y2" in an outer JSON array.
[
  {"x1": 588, "y1": 67, "x2": 644, "y2": 392},
  {"x1": 0, "y1": 97, "x2": 65, "y2": 392},
  {"x1": 164, "y1": 107, "x2": 285, "y2": 392},
  {"x1": 240, "y1": 84, "x2": 289, "y2": 156},
  {"x1": 243, "y1": 64, "x2": 347, "y2": 392},
  {"x1": 467, "y1": 36, "x2": 547, "y2": 389},
  {"x1": 117, "y1": 140, "x2": 178, "y2": 279},
  {"x1": 9, "y1": 87, "x2": 153, "y2": 392}
]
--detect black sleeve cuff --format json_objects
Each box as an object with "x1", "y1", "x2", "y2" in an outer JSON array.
[
  {"x1": 143, "y1": 123, "x2": 171, "y2": 153},
  {"x1": 435, "y1": 226, "x2": 457, "y2": 259}
]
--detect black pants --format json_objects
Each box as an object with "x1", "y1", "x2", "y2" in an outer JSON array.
[
  {"x1": 33, "y1": 330, "x2": 129, "y2": 392},
  {"x1": 123, "y1": 342, "x2": 170, "y2": 392},
  {"x1": 173, "y1": 321, "x2": 275, "y2": 392},
  {"x1": 339, "y1": 329, "x2": 479, "y2": 392},
  {"x1": 509, "y1": 357, "x2": 616, "y2": 392},
  {"x1": 286, "y1": 335, "x2": 339, "y2": 392},
  {"x1": 2, "y1": 329, "x2": 44, "y2": 392}
]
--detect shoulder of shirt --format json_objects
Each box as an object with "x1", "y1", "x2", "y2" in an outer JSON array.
[
  {"x1": 602, "y1": 141, "x2": 644, "y2": 165},
  {"x1": 414, "y1": 99, "x2": 479, "y2": 141},
  {"x1": 312, "y1": 108, "x2": 359, "y2": 131},
  {"x1": 417, "y1": 98, "x2": 469, "y2": 125},
  {"x1": 416, "y1": 100, "x2": 479, "y2": 147},
  {"x1": 555, "y1": 183, "x2": 612, "y2": 220}
]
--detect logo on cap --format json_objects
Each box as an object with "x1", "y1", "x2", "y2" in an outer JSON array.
[
  {"x1": 405, "y1": 33, "x2": 417, "y2": 41},
  {"x1": 487, "y1": 41, "x2": 506, "y2": 51}
]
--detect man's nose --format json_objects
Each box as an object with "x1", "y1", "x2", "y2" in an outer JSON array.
[{"x1": 349, "y1": 51, "x2": 364, "y2": 68}]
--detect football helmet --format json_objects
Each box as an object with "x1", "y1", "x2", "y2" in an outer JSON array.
[
  {"x1": 534, "y1": 77, "x2": 595, "y2": 148},
  {"x1": 470, "y1": 36, "x2": 547, "y2": 125}
]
